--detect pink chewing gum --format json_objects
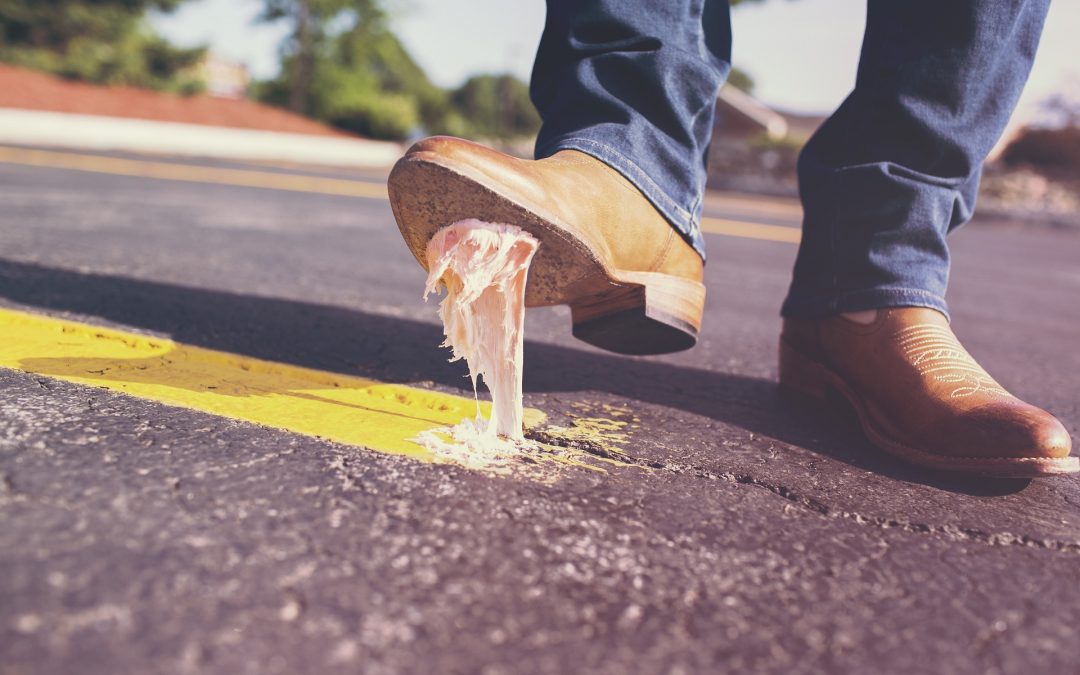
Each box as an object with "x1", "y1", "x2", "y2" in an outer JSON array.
[{"x1": 423, "y1": 219, "x2": 540, "y2": 443}]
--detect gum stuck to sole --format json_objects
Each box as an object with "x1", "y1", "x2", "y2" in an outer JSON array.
[{"x1": 388, "y1": 152, "x2": 704, "y2": 356}]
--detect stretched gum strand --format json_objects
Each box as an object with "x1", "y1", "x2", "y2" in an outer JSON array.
[{"x1": 419, "y1": 219, "x2": 540, "y2": 457}]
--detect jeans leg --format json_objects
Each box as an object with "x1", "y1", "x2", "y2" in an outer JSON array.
[
  {"x1": 530, "y1": 0, "x2": 732, "y2": 260},
  {"x1": 781, "y1": 0, "x2": 1050, "y2": 319}
]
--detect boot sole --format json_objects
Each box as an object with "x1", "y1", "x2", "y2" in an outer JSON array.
[
  {"x1": 779, "y1": 336, "x2": 1080, "y2": 477},
  {"x1": 387, "y1": 151, "x2": 705, "y2": 355}
]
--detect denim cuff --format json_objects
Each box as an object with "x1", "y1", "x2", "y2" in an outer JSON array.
[
  {"x1": 535, "y1": 135, "x2": 708, "y2": 261},
  {"x1": 780, "y1": 287, "x2": 950, "y2": 321}
]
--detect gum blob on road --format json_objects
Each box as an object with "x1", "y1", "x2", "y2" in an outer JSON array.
[{"x1": 417, "y1": 219, "x2": 540, "y2": 465}]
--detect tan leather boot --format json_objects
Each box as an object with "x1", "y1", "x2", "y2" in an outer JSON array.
[
  {"x1": 780, "y1": 307, "x2": 1077, "y2": 477},
  {"x1": 387, "y1": 136, "x2": 705, "y2": 355}
]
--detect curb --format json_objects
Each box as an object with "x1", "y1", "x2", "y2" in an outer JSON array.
[{"x1": 0, "y1": 107, "x2": 403, "y2": 168}]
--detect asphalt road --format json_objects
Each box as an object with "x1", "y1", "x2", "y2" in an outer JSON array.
[{"x1": 2, "y1": 147, "x2": 1080, "y2": 674}]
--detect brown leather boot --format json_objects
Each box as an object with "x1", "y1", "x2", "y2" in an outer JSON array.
[
  {"x1": 387, "y1": 136, "x2": 705, "y2": 355},
  {"x1": 780, "y1": 307, "x2": 1077, "y2": 477}
]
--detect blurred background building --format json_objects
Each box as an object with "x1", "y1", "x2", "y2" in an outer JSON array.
[{"x1": 198, "y1": 54, "x2": 251, "y2": 99}]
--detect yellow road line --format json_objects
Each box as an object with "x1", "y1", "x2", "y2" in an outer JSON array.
[
  {"x1": 0, "y1": 307, "x2": 542, "y2": 463},
  {"x1": 700, "y1": 216, "x2": 801, "y2": 243},
  {"x1": 0, "y1": 145, "x2": 801, "y2": 244},
  {"x1": 0, "y1": 146, "x2": 388, "y2": 199},
  {"x1": 704, "y1": 192, "x2": 804, "y2": 218}
]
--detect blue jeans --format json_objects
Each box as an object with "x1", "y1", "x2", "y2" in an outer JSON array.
[{"x1": 530, "y1": 0, "x2": 1049, "y2": 318}]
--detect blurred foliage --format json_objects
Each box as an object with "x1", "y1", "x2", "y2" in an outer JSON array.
[
  {"x1": 253, "y1": 0, "x2": 759, "y2": 142},
  {"x1": 0, "y1": 0, "x2": 206, "y2": 94},
  {"x1": 256, "y1": 0, "x2": 381, "y2": 113},
  {"x1": 255, "y1": 0, "x2": 539, "y2": 141},
  {"x1": 1003, "y1": 127, "x2": 1080, "y2": 176},
  {"x1": 1002, "y1": 94, "x2": 1080, "y2": 176},
  {"x1": 726, "y1": 67, "x2": 755, "y2": 95},
  {"x1": 450, "y1": 75, "x2": 542, "y2": 141},
  {"x1": 254, "y1": 3, "x2": 425, "y2": 139}
]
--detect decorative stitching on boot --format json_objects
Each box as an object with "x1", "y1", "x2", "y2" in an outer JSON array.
[{"x1": 896, "y1": 324, "x2": 1012, "y2": 399}]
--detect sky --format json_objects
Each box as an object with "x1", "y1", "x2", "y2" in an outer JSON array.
[{"x1": 152, "y1": 0, "x2": 1080, "y2": 121}]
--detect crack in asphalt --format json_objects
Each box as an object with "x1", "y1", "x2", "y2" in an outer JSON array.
[
  {"x1": 535, "y1": 430, "x2": 1080, "y2": 556},
  {"x1": 718, "y1": 470, "x2": 1080, "y2": 555},
  {"x1": 7, "y1": 366, "x2": 1076, "y2": 557},
  {"x1": 524, "y1": 429, "x2": 665, "y2": 468}
]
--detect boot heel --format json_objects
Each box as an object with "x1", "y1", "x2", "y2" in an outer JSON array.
[
  {"x1": 570, "y1": 272, "x2": 705, "y2": 356},
  {"x1": 779, "y1": 337, "x2": 828, "y2": 400}
]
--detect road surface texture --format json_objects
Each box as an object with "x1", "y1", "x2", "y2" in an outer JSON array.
[{"x1": 1, "y1": 146, "x2": 1079, "y2": 674}]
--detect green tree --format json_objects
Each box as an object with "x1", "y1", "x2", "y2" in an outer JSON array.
[
  {"x1": 450, "y1": 74, "x2": 540, "y2": 140},
  {"x1": 0, "y1": 0, "x2": 205, "y2": 93},
  {"x1": 726, "y1": 67, "x2": 755, "y2": 95},
  {"x1": 329, "y1": 11, "x2": 454, "y2": 135},
  {"x1": 256, "y1": 0, "x2": 462, "y2": 140},
  {"x1": 254, "y1": 0, "x2": 764, "y2": 140},
  {"x1": 257, "y1": 0, "x2": 387, "y2": 114}
]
